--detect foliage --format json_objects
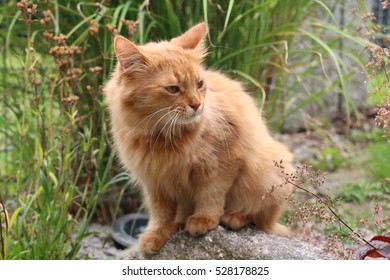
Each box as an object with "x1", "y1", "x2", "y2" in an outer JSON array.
[
  {"x1": 368, "y1": 142, "x2": 390, "y2": 181},
  {"x1": 356, "y1": 0, "x2": 390, "y2": 139},
  {"x1": 312, "y1": 144, "x2": 347, "y2": 171},
  {"x1": 350, "y1": 123, "x2": 385, "y2": 143},
  {"x1": 200, "y1": 0, "x2": 367, "y2": 129},
  {"x1": 276, "y1": 162, "x2": 388, "y2": 259},
  {"x1": 0, "y1": 0, "x2": 129, "y2": 259},
  {"x1": 337, "y1": 180, "x2": 389, "y2": 203}
]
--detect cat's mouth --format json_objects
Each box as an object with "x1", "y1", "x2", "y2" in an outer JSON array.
[{"x1": 177, "y1": 106, "x2": 203, "y2": 125}]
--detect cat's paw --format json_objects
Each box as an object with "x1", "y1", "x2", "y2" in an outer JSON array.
[
  {"x1": 260, "y1": 223, "x2": 291, "y2": 237},
  {"x1": 185, "y1": 215, "x2": 218, "y2": 236},
  {"x1": 270, "y1": 223, "x2": 291, "y2": 236},
  {"x1": 221, "y1": 212, "x2": 249, "y2": 230},
  {"x1": 174, "y1": 221, "x2": 186, "y2": 231},
  {"x1": 138, "y1": 230, "x2": 169, "y2": 255}
]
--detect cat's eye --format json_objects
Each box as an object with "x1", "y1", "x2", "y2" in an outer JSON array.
[
  {"x1": 165, "y1": 86, "x2": 180, "y2": 94},
  {"x1": 197, "y1": 80, "x2": 204, "y2": 89}
]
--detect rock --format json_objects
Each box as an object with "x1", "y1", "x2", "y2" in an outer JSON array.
[
  {"x1": 77, "y1": 223, "x2": 125, "y2": 260},
  {"x1": 126, "y1": 226, "x2": 334, "y2": 260}
]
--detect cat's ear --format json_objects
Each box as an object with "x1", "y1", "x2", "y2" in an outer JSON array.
[
  {"x1": 114, "y1": 36, "x2": 149, "y2": 73},
  {"x1": 171, "y1": 22, "x2": 208, "y2": 52}
]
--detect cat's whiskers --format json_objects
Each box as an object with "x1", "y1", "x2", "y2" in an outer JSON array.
[
  {"x1": 165, "y1": 113, "x2": 175, "y2": 143},
  {"x1": 150, "y1": 106, "x2": 180, "y2": 153},
  {"x1": 130, "y1": 107, "x2": 170, "y2": 135},
  {"x1": 169, "y1": 108, "x2": 186, "y2": 139},
  {"x1": 209, "y1": 115, "x2": 231, "y2": 158},
  {"x1": 165, "y1": 115, "x2": 174, "y2": 157},
  {"x1": 149, "y1": 109, "x2": 176, "y2": 153},
  {"x1": 171, "y1": 113, "x2": 181, "y2": 148},
  {"x1": 205, "y1": 105, "x2": 242, "y2": 158},
  {"x1": 168, "y1": 113, "x2": 181, "y2": 152},
  {"x1": 208, "y1": 104, "x2": 241, "y2": 141},
  {"x1": 148, "y1": 108, "x2": 174, "y2": 137},
  {"x1": 164, "y1": 113, "x2": 181, "y2": 157},
  {"x1": 162, "y1": 114, "x2": 172, "y2": 158}
]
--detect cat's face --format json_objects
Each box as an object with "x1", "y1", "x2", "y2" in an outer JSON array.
[
  {"x1": 113, "y1": 23, "x2": 208, "y2": 133},
  {"x1": 128, "y1": 48, "x2": 207, "y2": 125}
]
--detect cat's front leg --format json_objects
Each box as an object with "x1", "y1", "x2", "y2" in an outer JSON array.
[
  {"x1": 138, "y1": 190, "x2": 178, "y2": 255},
  {"x1": 185, "y1": 214, "x2": 220, "y2": 236},
  {"x1": 185, "y1": 185, "x2": 226, "y2": 236}
]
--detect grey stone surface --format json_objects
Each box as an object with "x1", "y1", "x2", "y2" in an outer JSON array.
[{"x1": 126, "y1": 226, "x2": 334, "y2": 260}]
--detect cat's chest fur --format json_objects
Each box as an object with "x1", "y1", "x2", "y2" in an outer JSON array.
[
  {"x1": 115, "y1": 117, "x2": 234, "y2": 196},
  {"x1": 118, "y1": 121, "x2": 223, "y2": 185}
]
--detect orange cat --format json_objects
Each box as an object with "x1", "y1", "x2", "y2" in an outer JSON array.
[{"x1": 104, "y1": 23, "x2": 294, "y2": 255}]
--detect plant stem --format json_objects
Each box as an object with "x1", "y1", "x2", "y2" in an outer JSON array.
[{"x1": 287, "y1": 178, "x2": 378, "y2": 251}]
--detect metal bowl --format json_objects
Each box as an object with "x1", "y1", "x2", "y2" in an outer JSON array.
[{"x1": 111, "y1": 213, "x2": 149, "y2": 248}]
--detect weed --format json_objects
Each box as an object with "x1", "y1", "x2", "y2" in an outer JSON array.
[
  {"x1": 350, "y1": 123, "x2": 384, "y2": 143},
  {"x1": 368, "y1": 142, "x2": 390, "y2": 181},
  {"x1": 337, "y1": 180, "x2": 389, "y2": 203},
  {"x1": 312, "y1": 144, "x2": 347, "y2": 171},
  {"x1": 276, "y1": 162, "x2": 389, "y2": 259},
  {"x1": 0, "y1": 0, "x2": 122, "y2": 259}
]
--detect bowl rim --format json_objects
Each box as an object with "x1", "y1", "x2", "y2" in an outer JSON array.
[{"x1": 111, "y1": 213, "x2": 149, "y2": 247}]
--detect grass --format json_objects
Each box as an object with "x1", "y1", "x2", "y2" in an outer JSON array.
[
  {"x1": 0, "y1": 0, "x2": 122, "y2": 259},
  {"x1": 285, "y1": 116, "x2": 389, "y2": 258},
  {"x1": 286, "y1": 163, "x2": 389, "y2": 258},
  {"x1": 333, "y1": 178, "x2": 389, "y2": 245},
  {"x1": 368, "y1": 142, "x2": 390, "y2": 181},
  {"x1": 320, "y1": 130, "x2": 389, "y2": 243},
  {"x1": 337, "y1": 180, "x2": 389, "y2": 203},
  {"x1": 0, "y1": 0, "x2": 387, "y2": 259},
  {"x1": 312, "y1": 144, "x2": 347, "y2": 171}
]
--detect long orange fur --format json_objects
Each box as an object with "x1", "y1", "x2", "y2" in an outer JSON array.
[{"x1": 104, "y1": 23, "x2": 294, "y2": 255}]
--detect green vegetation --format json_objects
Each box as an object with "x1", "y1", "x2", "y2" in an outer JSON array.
[
  {"x1": 0, "y1": 0, "x2": 388, "y2": 259},
  {"x1": 337, "y1": 180, "x2": 389, "y2": 203},
  {"x1": 312, "y1": 144, "x2": 347, "y2": 171},
  {"x1": 368, "y1": 142, "x2": 390, "y2": 181}
]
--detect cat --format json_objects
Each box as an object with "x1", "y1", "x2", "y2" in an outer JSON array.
[{"x1": 104, "y1": 22, "x2": 294, "y2": 255}]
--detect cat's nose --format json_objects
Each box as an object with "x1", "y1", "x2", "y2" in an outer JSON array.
[{"x1": 190, "y1": 103, "x2": 201, "y2": 112}]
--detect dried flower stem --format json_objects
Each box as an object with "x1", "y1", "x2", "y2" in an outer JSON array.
[
  {"x1": 356, "y1": 0, "x2": 390, "y2": 82},
  {"x1": 287, "y1": 177, "x2": 378, "y2": 250}
]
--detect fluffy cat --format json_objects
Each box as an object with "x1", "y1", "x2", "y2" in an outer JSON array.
[{"x1": 104, "y1": 22, "x2": 294, "y2": 255}]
